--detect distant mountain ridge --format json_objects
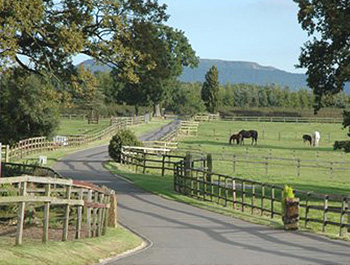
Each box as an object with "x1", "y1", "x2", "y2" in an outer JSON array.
[
  {"x1": 79, "y1": 58, "x2": 308, "y2": 90},
  {"x1": 181, "y1": 59, "x2": 307, "y2": 90}
]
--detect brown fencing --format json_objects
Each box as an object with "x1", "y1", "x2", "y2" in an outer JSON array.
[
  {"x1": 0, "y1": 116, "x2": 143, "y2": 162},
  {"x1": 121, "y1": 148, "x2": 350, "y2": 237},
  {"x1": 222, "y1": 116, "x2": 343, "y2": 124},
  {"x1": 0, "y1": 175, "x2": 116, "y2": 245},
  {"x1": 174, "y1": 155, "x2": 350, "y2": 237},
  {"x1": 176, "y1": 149, "x2": 350, "y2": 180}
]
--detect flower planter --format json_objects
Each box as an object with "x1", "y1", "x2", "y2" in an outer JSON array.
[{"x1": 283, "y1": 198, "x2": 299, "y2": 230}]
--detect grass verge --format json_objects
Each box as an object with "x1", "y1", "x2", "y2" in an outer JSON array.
[
  {"x1": 105, "y1": 161, "x2": 350, "y2": 241},
  {"x1": 0, "y1": 227, "x2": 142, "y2": 265}
]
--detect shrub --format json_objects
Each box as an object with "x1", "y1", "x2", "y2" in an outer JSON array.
[
  {"x1": 108, "y1": 129, "x2": 142, "y2": 162},
  {"x1": 281, "y1": 185, "x2": 294, "y2": 217}
]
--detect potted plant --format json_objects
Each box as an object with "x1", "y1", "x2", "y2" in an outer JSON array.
[{"x1": 281, "y1": 185, "x2": 299, "y2": 230}]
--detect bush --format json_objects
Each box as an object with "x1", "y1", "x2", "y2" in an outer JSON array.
[{"x1": 108, "y1": 130, "x2": 142, "y2": 162}]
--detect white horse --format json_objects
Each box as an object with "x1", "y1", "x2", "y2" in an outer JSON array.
[{"x1": 312, "y1": 131, "x2": 320, "y2": 147}]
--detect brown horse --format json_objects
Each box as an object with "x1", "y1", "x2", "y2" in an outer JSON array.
[
  {"x1": 238, "y1": 130, "x2": 258, "y2": 145},
  {"x1": 229, "y1": 134, "x2": 242, "y2": 145}
]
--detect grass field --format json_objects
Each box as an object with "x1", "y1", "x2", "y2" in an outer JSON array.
[
  {"x1": 0, "y1": 227, "x2": 142, "y2": 265},
  {"x1": 20, "y1": 119, "x2": 171, "y2": 168},
  {"x1": 56, "y1": 118, "x2": 111, "y2": 135},
  {"x1": 177, "y1": 120, "x2": 350, "y2": 196}
]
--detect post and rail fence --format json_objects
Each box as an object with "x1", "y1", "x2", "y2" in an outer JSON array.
[
  {"x1": 0, "y1": 175, "x2": 117, "y2": 245},
  {"x1": 120, "y1": 147, "x2": 350, "y2": 237}
]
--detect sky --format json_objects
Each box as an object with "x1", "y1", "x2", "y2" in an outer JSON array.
[
  {"x1": 159, "y1": 0, "x2": 308, "y2": 74},
  {"x1": 74, "y1": 0, "x2": 309, "y2": 74}
]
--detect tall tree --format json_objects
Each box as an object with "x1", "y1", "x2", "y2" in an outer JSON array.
[
  {"x1": 201, "y1": 66, "x2": 220, "y2": 113},
  {"x1": 0, "y1": 69, "x2": 59, "y2": 144},
  {"x1": 294, "y1": 0, "x2": 350, "y2": 112},
  {"x1": 112, "y1": 24, "x2": 198, "y2": 115},
  {"x1": 0, "y1": 0, "x2": 168, "y2": 83}
]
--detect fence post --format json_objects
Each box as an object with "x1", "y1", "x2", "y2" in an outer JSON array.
[
  {"x1": 271, "y1": 186, "x2": 275, "y2": 219},
  {"x1": 304, "y1": 192, "x2": 311, "y2": 228},
  {"x1": 108, "y1": 193, "x2": 118, "y2": 228},
  {"x1": 143, "y1": 152, "x2": 147, "y2": 174},
  {"x1": 43, "y1": 183, "x2": 51, "y2": 243},
  {"x1": 339, "y1": 198, "x2": 348, "y2": 237},
  {"x1": 242, "y1": 181, "x2": 245, "y2": 212},
  {"x1": 76, "y1": 189, "x2": 84, "y2": 239},
  {"x1": 161, "y1": 155, "x2": 166, "y2": 176},
  {"x1": 16, "y1": 179, "x2": 27, "y2": 245},
  {"x1": 265, "y1": 157, "x2": 268, "y2": 177},
  {"x1": 184, "y1": 152, "x2": 192, "y2": 195},
  {"x1": 251, "y1": 183, "x2": 255, "y2": 214},
  {"x1": 322, "y1": 195, "x2": 328, "y2": 232},
  {"x1": 330, "y1": 162, "x2": 334, "y2": 179},
  {"x1": 297, "y1": 158, "x2": 301, "y2": 177},
  {"x1": 261, "y1": 184, "x2": 265, "y2": 216},
  {"x1": 232, "y1": 178, "x2": 237, "y2": 210},
  {"x1": 87, "y1": 190, "x2": 93, "y2": 238},
  {"x1": 233, "y1": 155, "x2": 236, "y2": 173},
  {"x1": 62, "y1": 185, "x2": 72, "y2": 241}
]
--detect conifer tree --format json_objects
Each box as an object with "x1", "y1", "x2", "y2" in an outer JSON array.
[{"x1": 201, "y1": 66, "x2": 219, "y2": 113}]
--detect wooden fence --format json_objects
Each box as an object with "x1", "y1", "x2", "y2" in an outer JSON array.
[
  {"x1": 121, "y1": 147, "x2": 185, "y2": 176},
  {"x1": 193, "y1": 113, "x2": 220, "y2": 122},
  {"x1": 174, "y1": 155, "x2": 350, "y2": 237},
  {"x1": 179, "y1": 121, "x2": 199, "y2": 135},
  {"x1": 120, "y1": 149, "x2": 350, "y2": 236},
  {"x1": 0, "y1": 117, "x2": 139, "y2": 162},
  {"x1": 0, "y1": 175, "x2": 116, "y2": 245},
  {"x1": 176, "y1": 149, "x2": 350, "y2": 179},
  {"x1": 222, "y1": 116, "x2": 343, "y2": 124}
]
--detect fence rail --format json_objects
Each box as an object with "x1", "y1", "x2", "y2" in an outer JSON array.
[
  {"x1": 1, "y1": 116, "x2": 147, "y2": 162},
  {"x1": 222, "y1": 116, "x2": 343, "y2": 124},
  {"x1": 121, "y1": 148, "x2": 350, "y2": 237},
  {"x1": 0, "y1": 175, "x2": 116, "y2": 245}
]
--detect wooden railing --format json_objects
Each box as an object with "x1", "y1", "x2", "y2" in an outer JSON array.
[
  {"x1": 221, "y1": 116, "x2": 343, "y2": 124},
  {"x1": 179, "y1": 121, "x2": 199, "y2": 135},
  {"x1": 121, "y1": 148, "x2": 350, "y2": 237},
  {"x1": 176, "y1": 149, "x2": 350, "y2": 179},
  {"x1": 121, "y1": 146, "x2": 185, "y2": 176},
  {"x1": 0, "y1": 175, "x2": 116, "y2": 245},
  {"x1": 193, "y1": 113, "x2": 220, "y2": 122},
  {"x1": 0, "y1": 117, "x2": 138, "y2": 162},
  {"x1": 174, "y1": 155, "x2": 350, "y2": 237}
]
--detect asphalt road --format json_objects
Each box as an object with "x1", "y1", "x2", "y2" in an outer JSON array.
[{"x1": 54, "y1": 123, "x2": 350, "y2": 265}]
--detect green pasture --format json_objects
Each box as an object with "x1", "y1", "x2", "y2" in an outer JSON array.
[
  {"x1": 178, "y1": 120, "x2": 350, "y2": 196},
  {"x1": 19, "y1": 119, "x2": 171, "y2": 168},
  {"x1": 56, "y1": 118, "x2": 111, "y2": 135}
]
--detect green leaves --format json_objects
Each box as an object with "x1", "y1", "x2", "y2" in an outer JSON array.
[
  {"x1": 201, "y1": 66, "x2": 219, "y2": 113},
  {"x1": 294, "y1": 0, "x2": 350, "y2": 112}
]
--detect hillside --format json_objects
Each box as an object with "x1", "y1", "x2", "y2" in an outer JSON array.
[{"x1": 181, "y1": 59, "x2": 307, "y2": 90}]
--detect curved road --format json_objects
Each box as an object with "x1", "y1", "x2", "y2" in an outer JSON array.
[{"x1": 54, "y1": 124, "x2": 350, "y2": 265}]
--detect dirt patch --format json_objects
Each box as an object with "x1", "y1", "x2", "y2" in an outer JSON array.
[{"x1": 0, "y1": 223, "x2": 91, "y2": 244}]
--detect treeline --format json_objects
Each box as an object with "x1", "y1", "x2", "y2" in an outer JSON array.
[{"x1": 162, "y1": 82, "x2": 350, "y2": 115}]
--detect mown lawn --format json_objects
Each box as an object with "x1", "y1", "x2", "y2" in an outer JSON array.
[
  {"x1": 56, "y1": 118, "x2": 111, "y2": 135},
  {"x1": 0, "y1": 227, "x2": 142, "y2": 265}
]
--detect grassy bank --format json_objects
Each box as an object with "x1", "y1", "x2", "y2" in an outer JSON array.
[{"x1": 0, "y1": 227, "x2": 142, "y2": 265}]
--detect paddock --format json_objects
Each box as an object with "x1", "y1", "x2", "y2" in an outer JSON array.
[{"x1": 178, "y1": 120, "x2": 350, "y2": 196}]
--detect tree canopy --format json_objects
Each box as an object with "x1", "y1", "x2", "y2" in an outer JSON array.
[
  {"x1": 294, "y1": 0, "x2": 350, "y2": 112},
  {"x1": 0, "y1": 0, "x2": 168, "y2": 82}
]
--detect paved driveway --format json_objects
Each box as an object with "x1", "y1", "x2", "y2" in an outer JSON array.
[{"x1": 53, "y1": 123, "x2": 350, "y2": 265}]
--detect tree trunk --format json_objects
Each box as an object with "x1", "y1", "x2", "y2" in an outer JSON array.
[
  {"x1": 154, "y1": 103, "x2": 161, "y2": 117},
  {"x1": 134, "y1": 105, "x2": 139, "y2": 116}
]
